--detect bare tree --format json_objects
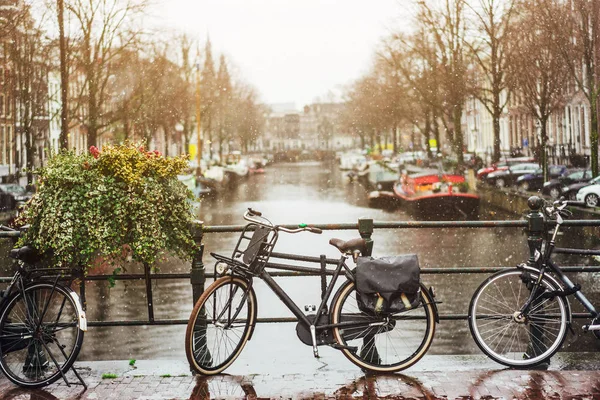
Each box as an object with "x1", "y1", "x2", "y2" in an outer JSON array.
[
  {"x1": 380, "y1": 31, "x2": 442, "y2": 158},
  {"x1": 201, "y1": 37, "x2": 216, "y2": 160},
  {"x1": 234, "y1": 83, "x2": 264, "y2": 154},
  {"x1": 176, "y1": 34, "x2": 196, "y2": 154},
  {"x1": 539, "y1": 0, "x2": 600, "y2": 176},
  {"x1": 341, "y1": 72, "x2": 390, "y2": 150},
  {"x1": 466, "y1": 0, "x2": 515, "y2": 163},
  {"x1": 507, "y1": 0, "x2": 570, "y2": 181},
  {"x1": 215, "y1": 54, "x2": 233, "y2": 162},
  {"x1": 414, "y1": 0, "x2": 472, "y2": 166},
  {"x1": 5, "y1": 4, "x2": 51, "y2": 184},
  {"x1": 65, "y1": 0, "x2": 147, "y2": 147}
]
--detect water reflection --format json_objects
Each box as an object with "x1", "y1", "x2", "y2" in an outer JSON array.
[
  {"x1": 0, "y1": 161, "x2": 598, "y2": 362},
  {"x1": 189, "y1": 375, "x2": 256, "y2": 400}
]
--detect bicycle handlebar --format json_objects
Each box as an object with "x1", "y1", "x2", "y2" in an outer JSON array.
[
  {"x1": 242, "y1": 210, "x2": 322, "y2": 234},
  {"x1": 247, "y1": 208, "x2": 262, "y2": 217},
  {"x1": 543, "y1": 198, "x2": 590, "y2": 223}
]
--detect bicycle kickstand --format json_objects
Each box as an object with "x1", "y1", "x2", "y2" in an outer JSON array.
[
  {"x1": 70, "y1": 364, "x2": 88, "y2": 390},
  {"x1": 310, "y1": 325, "x2": 320, "y2": 358}
]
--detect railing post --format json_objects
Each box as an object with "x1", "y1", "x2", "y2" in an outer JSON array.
[
  {"x1": 358, "y1": 217, "x2": 374, "y2": 257},
  {"x1": 144, "y1": 262, "x2": 154, "y2": 323},
  {"x1": 190, "y1": 220, "x2": 206, "y2": 305},
  {"x1": 525, "y1": 196, "x2": 545, "y2": 266}
]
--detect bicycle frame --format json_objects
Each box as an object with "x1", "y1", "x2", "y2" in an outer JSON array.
[
  {"x1": 257, "y1": 255, "x2": 353, "y2": 331},
  {"x1": 519, "y1": 218, "x2": 600, "y2": 320}
]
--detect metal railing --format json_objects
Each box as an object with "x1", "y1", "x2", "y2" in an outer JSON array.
[{"x1": 0, "y1": 196, "x2": 599, "y2": 326}]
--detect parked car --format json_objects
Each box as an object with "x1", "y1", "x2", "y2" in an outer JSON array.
[
  {"x1": 0, "y1": 184, "x2": 33, "y2": 207},
  {"x1": 515, "y1": 165, "x2": 568, "y2": 192},
  {"x1": 561, "y1": 175, "x2": 600, "y2": 200},
  {"x1": 485, "y1": 163, "x2": 540, "y2": 188},
  {"x1": 476, "y1": 157, "x2": 535, "y2": 181},
  {"x1": 398, "y1": 151, "x2": 426, "y2": 165},
  {"x1": 576, "y1": 183, "x2": 600, "y2": 207},
  {"x1": 541, "y1": 169, "x2": 592, "y2": 199}
]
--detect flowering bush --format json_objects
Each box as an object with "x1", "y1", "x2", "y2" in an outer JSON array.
[{"x1": 17, "y1": 143, "x2": 196, "y2": 272}]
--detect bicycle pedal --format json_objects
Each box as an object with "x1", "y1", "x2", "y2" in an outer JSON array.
[
  {"x1": 304, "y1": 305, "x2": 316, "y2": 312},
  {"x1": 583, "y1": 324, "x2": 600, "y2": 331},
  {"x1": 330, "y1": 343, "x2": 358, "y2": 352}
]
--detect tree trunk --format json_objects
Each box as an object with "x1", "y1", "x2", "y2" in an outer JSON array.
[
  {"x1": 454, "y1": 107, "x2": 465, "y2": 166},
  {"x1": 87, "y1": 76, "x2": 98, "y2": 148},
  {"x1": 424, "y1": 111, "x2": 432, "y2": 159},
  {"x1": 58, "y1": 0, "x2": 69, "y2": 150},
  {"x1": 540, "y1": 117, "x2": 549, "y2": 182},
  {"x1": 433, "y1": 115, "x2": 440, "y2": 156},
  {"x1": 492, "y1": 97, "x2": 502, "y2": 164},
  {"x1": 590, "y1": 92, "x2": 599, "y2": 177},
  {"x1": 25, "y1": 127, "x2": 34, "y2": 185}
]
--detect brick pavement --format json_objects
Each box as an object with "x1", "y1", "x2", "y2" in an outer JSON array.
[{"x1": 1, "y1": 357, "x2": 600, "y2": 399}]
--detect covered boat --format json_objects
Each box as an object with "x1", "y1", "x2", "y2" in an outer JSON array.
[{"x1": 390, "y1": 171, "x2": 480, "y2": 219}]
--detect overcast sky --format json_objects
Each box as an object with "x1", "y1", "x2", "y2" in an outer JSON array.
[{"x1": 151, "y1": 0, "x2": 412, "y2": 108}]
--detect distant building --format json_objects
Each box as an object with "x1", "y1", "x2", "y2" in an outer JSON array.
[{"x1": 265, "y1": 102, "x2": 353, "y2": 151}]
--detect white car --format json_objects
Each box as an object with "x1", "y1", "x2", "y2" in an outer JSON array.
[{"x1": 576, "y1": 184, "x2": 600, "y2": 207}]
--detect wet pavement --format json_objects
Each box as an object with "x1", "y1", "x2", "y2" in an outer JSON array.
[{"x1": 1, "y1": 354, "x2": 600, "y2": 399}]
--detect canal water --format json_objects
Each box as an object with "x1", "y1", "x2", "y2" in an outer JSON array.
[{"x1": 1, "y1": 161, "x2": 599, "y2": 371}]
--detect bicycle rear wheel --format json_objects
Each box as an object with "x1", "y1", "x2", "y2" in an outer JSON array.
[
  {"x1": 469, "y1": 268, "x2": 568, "y2": 367},
  {"x1": 0, "y1": 283, "x2": 84, "y2": 388},
  {"x1": 185, "y1": 276, "x2": 256, "y2": 375},
  {"x1": 331, "y1": 280, "x2": 436, "y2": 373}
]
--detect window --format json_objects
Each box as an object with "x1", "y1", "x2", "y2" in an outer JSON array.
[{"x1": 569, "y1": 171, "x2": 584, "y2": 180}]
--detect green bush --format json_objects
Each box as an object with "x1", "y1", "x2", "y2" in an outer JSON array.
[{"x1": 17, "y1": 143, "x2": 196, "y2": 272}]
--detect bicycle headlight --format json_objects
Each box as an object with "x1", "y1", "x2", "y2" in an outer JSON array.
[
  {"x1": 543, "y1": 181, "x2": 551, "y2": 187},
  {"x1": 215, "y1": 262, "x2": 227, "y2": 275},
  {"x1": 561, "y1": 186, "x2": 570, "y2": 193}
]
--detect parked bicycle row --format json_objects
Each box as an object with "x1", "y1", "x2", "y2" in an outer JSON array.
[{"x1": 1, "y1": 197, "x2": 599, "y2": 389}]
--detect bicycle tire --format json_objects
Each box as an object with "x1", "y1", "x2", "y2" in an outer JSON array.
[
  {"x1": 0, "y1": 282, "x2": 84, "y2": 388},
  {"x1": 185, "y1": 276, "x2": 256, "y2": 375},
  {"x1": 331, "y1": 280, "x2": 436, "y2": 373},
  {"x1": 468, "y1": 268, "x2": 569, "y2": 368}
]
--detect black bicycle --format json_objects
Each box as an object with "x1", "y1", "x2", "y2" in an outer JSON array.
[
  {"x1": 0, "y1": 226, "x2": 87, "y2": 388},
  {"x1": 469, "y1": 197, "x2": 600, "y2": 367},
  {"x1": 185, "y1": 209, "x2": 439, "y2": 375}
]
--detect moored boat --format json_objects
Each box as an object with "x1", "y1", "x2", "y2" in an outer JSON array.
[{"x1": 389, "y1": 171, "x2": 480, "y2": 219}]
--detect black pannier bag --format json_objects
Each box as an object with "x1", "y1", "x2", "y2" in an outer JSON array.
[{"x1": 355, "y1": 254, "x2": 421, "y2": 315}]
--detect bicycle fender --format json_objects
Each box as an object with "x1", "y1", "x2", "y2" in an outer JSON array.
[
  {"x1": 425, "y1": 285, "x2": 440, "y2": 324},
  {"x1": 68, "y1": 290, "x2": 88, "y2": 332},
  {"x1": 245, "y1": 281, "x2": 258, "y2": 341}
]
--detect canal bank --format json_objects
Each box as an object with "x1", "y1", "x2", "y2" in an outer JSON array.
[{"x1": 477, "y1": 185, "x2": 600, "y2": 239}]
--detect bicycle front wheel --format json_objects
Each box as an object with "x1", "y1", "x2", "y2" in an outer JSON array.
[
  {"x1": 185, "y1": 276, "x2": 256, "y2": 375},
  {"x1": 331, "y1": 280, "x2": 436, "y2": 373},
  {"x1": 469, "y1": 268, "x2": 569, "y2": 367},
  {"x1": 0, "y1": 283, "x2": 84, "y2": 388}
]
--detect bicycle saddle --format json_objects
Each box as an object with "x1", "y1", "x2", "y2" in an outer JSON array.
[
  {"x1": 9, "y1": 245, "x2": 44, "y2": 264},
  {"x1": 329, "y1": 238, "x2": 367, "y2": 255}
]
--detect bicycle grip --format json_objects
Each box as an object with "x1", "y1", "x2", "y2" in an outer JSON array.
[
  {"x1": 566, "y1": 201, "x2": 586, "y2": 207},
  {"x1": 248, "y1": 208, "x2": 262, "y2": 217},
  {"x1": 309, "y1": 227, "x2": 323, "y2": 234}
]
